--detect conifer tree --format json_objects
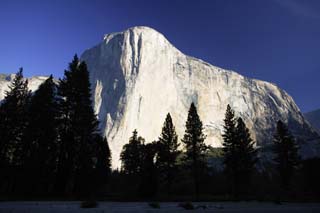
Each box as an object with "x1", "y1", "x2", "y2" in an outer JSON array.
[
  {"x1": 95, "y1": 136, "x2": 112, "y2": 194},
  {"x1": 55, "y1": 55, "x2": 79, "y2": 195},
  {"x1": 97, "y1": 137, "x2": 111, "y2": 177},
  {"x1": 273, "y1": 120, "x2": 300, "y2": 190},
  {"x1": 22, "y1": 75, "x2": 58, "y2": 194},
  {"x1": 222, "y1": 105, "x2": 257, "y2": 197},
  {"x1": 234, "y1": 117, "x2": 257, "y2": 194},
  {"x1": 120, "y1": 129, "x2": 144, "y2": 175},
  {"x1": 157, "y1": 113, "x2": 180, "y2": 195},
  {"x1": 139, "y1": 142, "x2": 158, "y2": 198},
  {"x1": 182, "y1": 102, "x2": 207, "y2": 199},
  {"x1": 56, "y1": 55, "x2": 100, "y2": 196},
  {"x1": 222, "y1": 104, "x2": 238, "y2": 196},
  {"x1": 0, "y1": 68, "x2": 30, "y2": 167}
]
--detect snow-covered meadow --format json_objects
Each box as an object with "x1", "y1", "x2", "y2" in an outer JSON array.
[{"x1": 0, "y1": 201, "x2": 319, "y2": 212}]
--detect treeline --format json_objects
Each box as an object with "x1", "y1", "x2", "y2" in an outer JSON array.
[
  {"x1": 114, "y1": 103, "x2": 320, "y2": 201},
  {"x1": 0, "y1": 55, "x2": 319, "y2": 201},
  {"x1": 0, "y1": 55, "x2": 111, "y2": 199}
]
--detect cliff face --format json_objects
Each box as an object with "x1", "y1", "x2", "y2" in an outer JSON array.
[
  {"x1": 0, "y1": 74, "x2": 48, "y2": 101},
  {"x1": 80, "y1": 26, "x2": 318, "y2": 167},
  {"x1": 1, "y1": 27, "x2": 317, "y2": 168}
]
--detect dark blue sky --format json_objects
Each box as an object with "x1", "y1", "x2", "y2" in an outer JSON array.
[{"x1": 0, "y1": 0, "x2": 319, "y2": 112}]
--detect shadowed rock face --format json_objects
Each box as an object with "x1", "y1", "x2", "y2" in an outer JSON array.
[{"x1": 81, "y1": 26, "x2": 318, "y2": 168}]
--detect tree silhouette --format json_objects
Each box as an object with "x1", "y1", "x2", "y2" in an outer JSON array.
[
  {"x1": 157, "y1": 113, "x2": 180, "y2": 195},
  {"x1": 95, "y1": 136, "x2": 112, "y2": 195},
  {"x1": 120, "y1": 129, "x2": 145, "y2": 175},
  {"x1": 139, "y1": 142, "x2": 158, "y2": 198},
  {"x1": 56, "y1": 55, "x2": 100, "y2": 196},
  {"x1": 182, "y1": 103, "x2": 207, "y2": 199},
  {"x1": 96, "y1": 137, "x2": 111, "y2": 177},
  {"x1": 234, "y1": 117, "x2": 257, "y2": 195},
  {"x1": 222, "y1": 105, "x2": 257, "y2": 197},
  {"x1": 0, "y1": 68, "x2": 30, "y2": 167},
  {"x1": 22, "y1": 75, "x2": 59, "y2": 195},
  {"x1": 273, "y1": 120, "x2": 300, "y2": 190},
  {"x1": 222, "y1": 104, "x2": 237, "y2": 196}
]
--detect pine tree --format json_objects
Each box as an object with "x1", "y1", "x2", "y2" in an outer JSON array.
[
  {"x1": 94, "y1": 136, "x2": 112, "y2": 194},
  {"x1": 0, "y1": 68, "x2": 30, "y2": 167},
  {"x1": 157, "y1": 113, "x2": 180, "y2": 195},
  {"x1": 273, "y1": 120, "x2": 300, "y2": 190},
  {"x1": 22, "y1": 75, "x2": 59, "y2": 194},
  {"x1": 182, "y1": 102, "x2": 207, "y2": 199},
  {"x1": 234, "y1": 117, "x2": 257, "y2": 194},
  {"x1": 97, "y1": 137, "x2": 111, "y2": 177},
  {"x1": 222, "y1": 104, "x2": 238, "y2": 196},
  {"x1": 56, "y1": 55, "x2": 101, "y2": 196},
  {"x1": 139, "y1": 142, "x2": 158, "y2": 198},
  {"x1": 222, "y1": 105, "x2": 257, "y2": 197},
  {"x1": 120, "y1": 129, "x2": 144, "y2": 175},
  {"x1": 55, "y1": 56, "x2": 79, "y2": 195}
]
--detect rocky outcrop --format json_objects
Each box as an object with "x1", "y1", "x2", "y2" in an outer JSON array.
[{"x1": 81, "y1": 26, "x2": 318, "y2": 167}]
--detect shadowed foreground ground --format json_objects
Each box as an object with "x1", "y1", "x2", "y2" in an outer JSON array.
[{"x1": 0, "y1": 201, "x2": 320, "y2": 212}]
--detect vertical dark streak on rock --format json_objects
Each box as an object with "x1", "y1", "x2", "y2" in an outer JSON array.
[{"x1": 138, "y1": 96, "x2": 142, "y2": 120}]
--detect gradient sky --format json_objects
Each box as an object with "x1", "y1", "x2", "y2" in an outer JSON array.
[{"x1": 0, "y1": 0, "x2": 319, "y2": 112}]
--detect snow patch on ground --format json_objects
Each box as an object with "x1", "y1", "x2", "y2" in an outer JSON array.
[{"x1": 0, "y1": 201, "x2": 319, "y2": 213}]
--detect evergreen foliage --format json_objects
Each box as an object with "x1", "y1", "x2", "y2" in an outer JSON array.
[
  {"x1": 55, "y1": 55, "x2": 103, "y2": 196},
  {"x1": 157, "y1": 113, "x2": 180, "y2": 195},
  {"x1": 94, "y1": 136, "x2": 112, "y2": 195},
  {"x1": 234, "y1": 117, "x2": 257, "y2": 193},
  {"x1": 139, "y1": 142, "x2": 158, "y2": 198},
  {"x1": 120, "y1": 129, "x2": 145, "y2": 175},
  {"x1": 273, "y1": 120, "x2": 300, "y2": 190},
  {"x1": 181, "y1": 102, "x2": 207, "y2": 199},
  {"x1": 0, "y1": 65, "x2": 316, "y2": 201},
  {"x1": 222, "y1": 104, "x2": 237, "y2": 179},
  {"x1": 0, "y1": 68, "x2": 30, "y2": 167},
  {"x1": 222, "y1": 105, "x2": 257, "y2": 197},
  {"x1": 96, "y1": 137, "x2": 112, "y2": 178},
  {"x1": 22, "y1": 75, "x2": 59, "y2": 194}
]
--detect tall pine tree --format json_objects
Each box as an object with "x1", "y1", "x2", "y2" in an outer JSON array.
[
  {"x1": 273, "y1": 120, "x2": 300, "y2": 190},
  {"x1": 222, "y1": 104, "x2": 238, "y2": 196},
  {"x1": 0, "y1": 69, "x2": 30, "y2": 166},
  {"x1": 182, "y1": 102, "x2": 207, "y2": 199},
  {"x1": 56, "y1": 55, "x2": 101, "y2": 197},
  {"x1": 157, "y1": 113, "x2": 180, "y2": 195},
  {"x1": 234, "y1": 117, "x2": 257, "y2": 195},
  {"x1": 222, "y1": 105, "x2": 237, "y2": 167},
  {"x1": 22, "y1": 75, "x2": 59, "y2": 195},
  {"x1": 222, "y1": 105, "x2": 257, "y2": 197}
]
